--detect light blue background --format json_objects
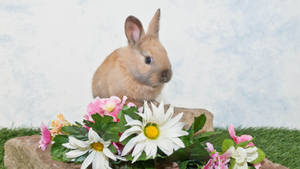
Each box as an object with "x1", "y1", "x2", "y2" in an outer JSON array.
[{"x1": 0, "y1": 0, "x2": 299, "y2": 128}]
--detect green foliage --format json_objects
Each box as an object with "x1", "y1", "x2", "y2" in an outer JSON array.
[
  {"x1": 166, "y1": 141, "x2": 209, "y2": 162},
  {"x1": 84, "y1": 114, "x2": 121, "y2": 142},
  {"x1": 236, "y1": 139, "x2": 253, "y2": 148},
  {"x1": 250, "y1": 148, "x2": 266, "y2": 164},
  {"x1": 222, "y1": 139, "x2": 234, "y2": 152},
  {"x1": 61, "y1": 125, "x2": 88, "y2": 140},
  {"x1": 51, "y1": 135, "x2": 71, "y2": 162},
  {"x1": 228, "y1": 159, "x2": 236, "y2": 169},
  {"x1": 193, "y1": 114, "x2": 206, "y2": 134},
  {"x1": 179, "y1": 160, "x2": 203, "y2": 169},
  {"x1": 117, "y1": 106, "x2": 141, "y2": 133}
]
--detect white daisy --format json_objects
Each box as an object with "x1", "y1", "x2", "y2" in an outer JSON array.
[
  {"x1": 227, "y1": 146, "x2": 258, "y2": 169},
  {"x1": 62, "y1": 128, "x2": 117, "y2": 169},
  {"x1": 120, "y1": 101, "x2": 188, "y2": 162}
]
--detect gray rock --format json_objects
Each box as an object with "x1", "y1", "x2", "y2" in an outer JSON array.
[
  {"x1": 4, "y1": 135, "x2": 80, "y2": 169},
  {"x1": 261, "y1": 158, "x2": 289, "y2": 169}
]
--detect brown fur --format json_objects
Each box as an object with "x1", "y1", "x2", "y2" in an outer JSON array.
[{"x1": 92, "y1": 9, "x2": 172, "y2": 106}]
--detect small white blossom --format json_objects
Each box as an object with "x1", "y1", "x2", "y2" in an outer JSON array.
[{"x1": 228, "y1": 146, "x2": 258, "y2": 169}]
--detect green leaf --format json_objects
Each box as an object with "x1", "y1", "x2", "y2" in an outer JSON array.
[
  {"x1": 108, "y1": 144, "x2": 117, "y2": 154},
  {"x1": 92, "y1": 114, "x2": 114, "y2": 124},
  {"x1": 249, "y1": 148, "x2": 266, "y2": 164},
  {"x1": 166, "y1": 141, "x2": 209, "y2": 162},
  {"x1": 61, "y1": 126, "x2": 88, "y2": 140},
  {"x1": 179, "y1": 160, "x2": 190, "y2": 169},
  {"x1": 237, "y1": 139, "x2": 254, "y2": 148},
  {"x1": 194, "y1": 131, "x2": 223, "y2": 143},
  {"x1": 117, "y1": 106, "x2": 141, "y2": 133},
  {"x1": 222, "y1": 139, "x2": 234, "y2": 153},
  {"x1": 179, "y1": 160, "x2": 202, "y2": 169},
  {"x1": 83, "y1": 120, "x2": 94, "y2": 128},
  {"x1": 74, "y1": 152, "x2": 88, "y2": 164},
  {"x1": 51, "y1": 135, "x2": 71, "y2": 162},
  {"x1": 193, "y1": 114, "x2": 206, "y2": 133},
  {"x1": 189, "y1": 142, "x2": 210, "y2": 161},
  {"x1": 229, "y1": 159, "x2": 236, "y2": 169},
  {"x1": 102, "y1": 122, "x2": 120, "y2": 142}
]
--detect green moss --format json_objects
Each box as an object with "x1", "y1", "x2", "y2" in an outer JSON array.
[{"x1": 1, "y1": 127, "x2": 300, "y2": 169}]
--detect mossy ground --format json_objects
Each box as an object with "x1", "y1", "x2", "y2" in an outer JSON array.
[{"x1": 1, "y1": 127, "x2": 299, "y2": 169}]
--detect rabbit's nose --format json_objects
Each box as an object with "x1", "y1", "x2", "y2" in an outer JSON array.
[{"x1": 160, "y1": 69, "x2": 172, "y2": 83}]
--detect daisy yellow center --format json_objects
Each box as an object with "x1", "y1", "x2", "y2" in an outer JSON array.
[
  {"x1": 91, "y1": 142, "x2": 104, "y2": 152},
  {"x1": 144, "y1": 124, "x2": 160, "y2": 139}
]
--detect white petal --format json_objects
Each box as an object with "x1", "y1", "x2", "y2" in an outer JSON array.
[
  {"x1": 246, "y1": 148, "x2": 258, "y2": 162},
  {"x1": 88, "y1": 129, "x2": 101, "y2": 142},
  {"x1": 93, "y1": 152, "x2": 110, "y2": 169},
  {"x1": 132, "y1": 151, "x2": 142, "y2": 163},
  {"x1": 101, "y1": 140, "x2": 111, "y2": 148},
  {"x1": 62, "y1": 143, "x2": 76, "y2": 149},
  {"x1": 150, "y1": 144, "x2": 158, "y2": 159},
  {"x1": 116, "y1": 155, "x2": 127, "y2": 161},
  {"x1": 157, "y1": 138, "x2": 174, "y2": 156},
  {"x1": 66, "y1": 149, "x2": 89, "y2": 159},
  {"x1": 103, "y1": 148, "x2": 117, "y2": 161},
  {"x1": 171, "y1": 137, "x2": 185, "y2": 149},
  {"x1": 122, "y1": 133, "x2": 147, "y2": 156},
  {"x1": 151, "y1": 102, "x2": 162, "y2": 123},
  {"x1": 119, "y1": 126, "x2": 142, "y2": 141},
  {"x1": 163, "y1": 113, "x2": 184, "y2": 129},
  {"x1": 69, "y1": 136, "x2": 90, "y2": 149},
  {"x1": 161, "y1": 128, "x2": 188, "y2": 138},
  {"x1": 245, "y1": 147, "x2": 257, "y2": 153},
  {"x1": 81, "y1": 151, "x2": 95, "y2": 169},
  {"x1": 157, "y1": 101, "x2": 165, "y2": 120},
  {"x1": 144, "y1": 142, "x2": 157, "y2": 159},
  {"x1": 132, "y1": 142, "x2": 146, "y2": 157},
  {"x1": 134, "y1": 133, "x2": 147, "y2": 142},
  {"x1": 143, "y1": 101, "x2": 152, "y2": 122},
  {"x1": 121, "y1": 136, "x2": 138, "y2": 156},
  {"x1": 235, "y1": 161, "x2": 248, "y2": 169},
  {"x1": 125, "y1": 115, "x2": 142, "y2": 127},
  {"x1": 164, "y1": 106, "x2": 174, "y2": 122}
]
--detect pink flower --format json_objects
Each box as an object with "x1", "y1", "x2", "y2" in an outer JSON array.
[
  {"x1": 228, "y1": 124, "x2": 254, "y2": 146},
  {"x1": 39, "y1": 123, "x2": 51, "y2": 151},
  {"x1": 85, "y1": 96, "x2": 128, "y2": 123},
  {"x1": 254, "y1": 163, "x2": 262, "y2": 169},
  {"x1": 204, "y1": 142, "x2": 231, "y2": 169},
  {"x1": 228, "y1": 125, "x2": 262, "y2": 168},
  {"x1": 127, "y1": 102, "x2": 136, "y2": 108}
]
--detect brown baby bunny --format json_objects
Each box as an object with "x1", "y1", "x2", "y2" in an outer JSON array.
[{"x1": 92, "y1": 9, "x2": 172, "y2": 106}]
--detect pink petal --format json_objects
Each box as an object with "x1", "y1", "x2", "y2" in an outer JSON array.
[
  {"x1": 203, "y1": 159, "x2": 214, "y2": 169},
  {"x1": 247, "y1": 142, "x2": 255, "y2": 147},
  {"x1": 38, "y1": 123, "x2": 51, "y2": 151},
  {"x1": 228, "y1": 124, "x2": 238, "y2": 144},
  {"x1": 254, "y1": 163, "x2": 262, "y2": 169},
  {"x1": 206, "y1": 142, "x2": 214, "y2": 152},
  {"x1": 127, "y1": 102, "x2": 136, "y2": 107},
  {"x1": 237, "y1": 135, "x2": 253, "y2": 143}
]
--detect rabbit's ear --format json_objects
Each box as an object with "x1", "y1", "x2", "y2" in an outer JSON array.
[
  {"x1": 125, "y1": 16, "x2": 145, "y2": 46},
  {"x1": 147, "y1": 9, "x2": 160, "y2": 38}
]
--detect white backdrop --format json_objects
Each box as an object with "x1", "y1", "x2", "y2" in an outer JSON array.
[{"x1": 1, "y1": 0, "x2": 300, "y2": 128}]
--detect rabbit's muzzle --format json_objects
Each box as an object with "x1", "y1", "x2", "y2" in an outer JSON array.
[{"x1": 160, "y1": 69, "x2": 172, "y2": 83}]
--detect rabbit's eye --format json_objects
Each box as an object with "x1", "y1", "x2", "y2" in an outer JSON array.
[{"x1": 145, "y1": 56, "x2": 152, "y2": 64}]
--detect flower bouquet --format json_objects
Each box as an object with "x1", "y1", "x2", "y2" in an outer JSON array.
[{"x1": 39, "y1": 96, "x2": 266, "y2": 169}]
